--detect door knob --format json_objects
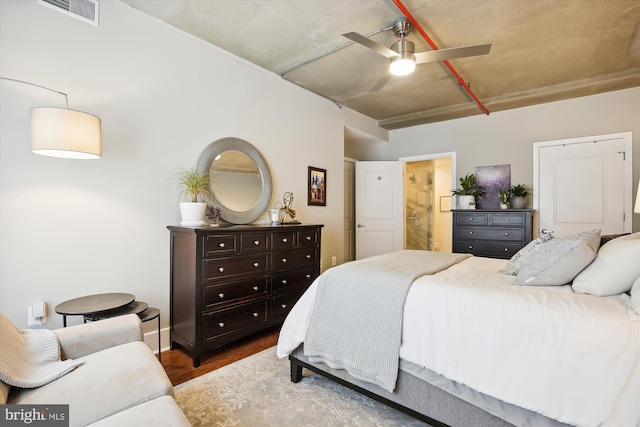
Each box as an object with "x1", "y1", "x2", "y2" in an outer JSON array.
[{"x1": 357, "y1": 224, "x2": 365, "y2": 228}]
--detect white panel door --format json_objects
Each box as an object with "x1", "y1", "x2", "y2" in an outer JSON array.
[
  {"x1": 535, "y1": 133, "x2": 632, "y2": 238},
  {"x1": 355, "y1": 161, "x2": 404, "y2": 259}
]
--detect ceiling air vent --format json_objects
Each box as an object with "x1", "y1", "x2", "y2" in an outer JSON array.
[{"x1": 39, "y1": 0, "x2": 99, "y2": 26}]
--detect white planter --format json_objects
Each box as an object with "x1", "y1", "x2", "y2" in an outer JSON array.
[
  {"x1": 457, "y1": 195, "x2": 475, "y2": 209},
  {"x1": 179, "y1": 202, "x2": 207, "y2": 226}
]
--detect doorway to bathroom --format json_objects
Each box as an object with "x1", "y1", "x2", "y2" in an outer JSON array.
[{"x1": 401, "y1": 153, "x2": 455, "y2": 252}]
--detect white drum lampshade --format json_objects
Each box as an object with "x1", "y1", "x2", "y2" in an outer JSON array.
[{"x1": 31, "y1": 107, "x2": 101, "y2": 159}]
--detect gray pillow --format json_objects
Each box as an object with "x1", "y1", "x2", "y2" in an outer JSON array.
[
  {"x1": 500, "y1": 233, "x2": 553, "y2": 276},
  {"x1": 514, "y1": 229, "x2": 601, "y2": 286}
]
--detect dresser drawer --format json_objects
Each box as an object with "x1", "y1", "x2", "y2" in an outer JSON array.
[
  {"x1": 202, "y1": 254, "x2": 270, "y2": 283},
  {"x1": 202, "y1": 300, "x2": 268, "y2": 340},
  {"x1": 457, "y1": 227, "x2": 524, "y2": 242},
  {"x1": 203, "y1": 276, "x2": 269, "y2": 310},
  {"x1": 272, "y1": 288, "x2": 306, "y2": 319},
  {"x1": 272, "y1": 248, "x2": 317, "y2": 271},
  {"x1": 454, "y1": 240, "x2": 524, "y2": 259},
  {"x1": 272, "y1": 230, "x2": 297, "y2": 250},
  {"x1": 273, "y1": 266, "x2": 316, "y2": 293},
  {"x1": 241, "y1": 232, "x2": 270, "y2": 253},
  {"x1": 203, "y1": 233, "x2": 238, "y2": 257},
  {"x1": 455, "y1": 213, "x2": 488, "y2": 225},
  {"x1": 490, "y1": 212, "x2": 525, "y2": 226},
  {"x1": 298, "y1": 229, "x2": 319, "y2": 247}
]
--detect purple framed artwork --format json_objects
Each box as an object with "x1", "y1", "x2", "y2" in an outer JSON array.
[{"x1": 475, "y1": 165, "x2": 510, "y2": 209}]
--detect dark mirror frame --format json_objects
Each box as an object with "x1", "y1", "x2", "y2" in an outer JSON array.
[{"x1": 197, "y1": 137, "x2": 272, "y2": 224}]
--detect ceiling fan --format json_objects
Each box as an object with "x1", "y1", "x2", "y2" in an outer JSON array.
[{"x1": 343, "y1": 20, "x2": 491, "y2": 92}]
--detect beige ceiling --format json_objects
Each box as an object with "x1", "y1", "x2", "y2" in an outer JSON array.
[{"x1": 119, "y1": 0, "x2": 640, "y2": 130}]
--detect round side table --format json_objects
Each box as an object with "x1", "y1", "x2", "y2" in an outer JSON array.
[{"x1": 55, "y1": 293, "x2": 135, "y2": 327}]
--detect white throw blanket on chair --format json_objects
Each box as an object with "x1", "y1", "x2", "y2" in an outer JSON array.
[{"x1": 0, "y1": 312, "x2": 82, "y2": 388}]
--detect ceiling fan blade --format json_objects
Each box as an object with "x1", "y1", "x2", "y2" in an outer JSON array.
[
  {"x1": 343, "y1": 32, "x2": 399, "y2": 59},
  {"x1": 414, "y1": 43, "x2": 492, "y2": 64},
  {"x1": 370, "y1": 71, "x2": 392, "y2": 92}
]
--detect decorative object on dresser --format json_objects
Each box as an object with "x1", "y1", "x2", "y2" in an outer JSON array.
[
  {"x1": 475, "y1": 164, "x2": 510, "y2": 209},
  {"x1": 509, "y1": 183, "x2": 529, "y2": 209},
  {"x1": 175, "y1": 168, "x2": 212, "y2": 226},
  {"x1": 197, "y1": 137, "x2": 272, "y2": 225},
  {"x1": 167, "y1": 223, "x2": 323, "y2": 367},
  {"x1": 451, "y1": 173, "x2": 485, "y2": 209},
  {"x1": 452, "y1": 209, "x2": 533, "y2": 259},
  {"x1": 280, "y1": 192, "x2": 300, "y2": 224},
  {"x1": 498, "y1": 189, "x2": 510, "y2": 209}
]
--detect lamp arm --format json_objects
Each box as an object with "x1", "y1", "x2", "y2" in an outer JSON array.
[{"x1": 0, "y1": 76, "x2": 69, "y2": 108}]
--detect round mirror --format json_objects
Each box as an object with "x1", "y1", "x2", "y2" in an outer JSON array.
[{"x1": 197, "y1": 138, "x2": 272, "y2": 224}]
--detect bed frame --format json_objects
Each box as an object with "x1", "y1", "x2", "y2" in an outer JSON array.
[{"x1": 289, "y1": 346, "x2": 569, "y2": 427}]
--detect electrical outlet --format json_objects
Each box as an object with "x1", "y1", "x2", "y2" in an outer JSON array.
[{"x1": 331, "y1": 256, "x2": 337, "y2": 266}]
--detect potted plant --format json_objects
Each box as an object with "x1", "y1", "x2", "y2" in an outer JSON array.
[
  {"x1": 509, "y1": 184, "x2": 529, "y2": 209},
  {"x1": 451, "y1": 174, "x2": 485, "y2": 209},
  {"x1": 498, "y1": 189, "x2": 510, "y2": 209},
  {"x1": 176, "y1": 168, "x2": 212, "y2": 226}
]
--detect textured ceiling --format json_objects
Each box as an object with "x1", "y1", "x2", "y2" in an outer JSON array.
[{"x1": 119, "y1": 0, "x2": 640, "y2": 130}]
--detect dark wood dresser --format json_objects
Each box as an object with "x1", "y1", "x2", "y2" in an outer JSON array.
[
  {"x1": 452, "y1": 209, "x2": 533, "y2": 259},
  {"x1": 168, "y1": 224, "x2": 323, "y2": 366}
]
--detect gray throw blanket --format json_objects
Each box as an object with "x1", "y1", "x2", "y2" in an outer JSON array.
[{"x1": 304, "y1": 250, "x2": 471, "y2": 391}]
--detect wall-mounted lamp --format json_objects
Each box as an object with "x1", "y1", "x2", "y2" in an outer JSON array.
[{"x1": 1, "y1": 77, "x2": 101, "y2": 159}]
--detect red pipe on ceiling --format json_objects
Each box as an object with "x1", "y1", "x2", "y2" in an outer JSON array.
[{"x1": 392, "y1": 0, "x2": 490, "y2": 116}]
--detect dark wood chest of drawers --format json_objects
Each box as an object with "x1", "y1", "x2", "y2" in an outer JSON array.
[
  {"x1": 168, "y1": 224, "x2": 323, "y2": 366},
  {"x1": 452, "y1": 209, "x2": 533, "y2": 259}
]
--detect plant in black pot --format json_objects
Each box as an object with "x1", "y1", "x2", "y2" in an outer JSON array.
[
  {"x1": 452, "y1": 174, "x2": 485, "y2": 209},
  {"x1": 509, "y1": 184, "x2": 529, "y2": 209}
]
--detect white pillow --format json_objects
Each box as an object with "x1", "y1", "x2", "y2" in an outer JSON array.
[
  {"x1": 514, "y1": 229, "x2": 601, "y2": 286},
  {"x1": 572, "y1": 232, "x2": 640, "y2": 296},
  {"x1": 630, "y1": 276, "x2": 640, "y2": 319}
]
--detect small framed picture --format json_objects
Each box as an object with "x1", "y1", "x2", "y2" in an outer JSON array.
[{"x1": 308, "y1": 166, "x2": 326, "y2": 206}]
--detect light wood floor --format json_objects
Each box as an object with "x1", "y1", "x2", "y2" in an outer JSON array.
[{"x1": 161, "y1": 327, "x2": 280, "y2": 386}]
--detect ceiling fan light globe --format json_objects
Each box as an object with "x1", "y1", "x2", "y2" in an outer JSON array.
[{"x1": 389, "y1": 58, "x2": 415, "y2": 76}]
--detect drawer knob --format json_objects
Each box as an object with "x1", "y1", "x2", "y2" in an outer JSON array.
[
  {"x1": 218, "y1": 267, "x2": 224, "y2": 273},
  {"x1": 306, "y1": 254, "x2": 311, "y2": 259},
  {"x1": 281, "y1": 304, "x2": 287, "y2": 309},
  {"x1": 218, "y1": 293, "x2": 224, "y2": 299},
  {"x1": 504, "y1": 248, "x2": 509, "y2": 251},
  {"x1": 306, "y1": 274, "x2": 311, "y2": 279},
  {"x1": 281, "y1": 258, "x2": 287, "y2": 263},
  {"x1": 306, "y1": 236, "x2": 311, "y2": 241},
  {"x1": 219, "y1": 322, "x2": 225, "y2": 328},
  {"x1": 504, "y1": 232, "x2": 509, "y2": 236},
  {"x1": 254, "y1": 240, "x2": 260, "y2": 245},
  {"x1": 253, "y1": 286, "x2": 259, "y2": 291},
  {"x1": 253, "y1": 312, "x2": 259, "y2": 318},
  {"x1": 469, "y1": 217, "x2": 473, "y2": 221},
  {"x1": 282, "y1": 238, "x2": 288, "y2": 243},
  {"x1": 218, "y1": 242, "x2": 225, "y2": 248},
  {"x1": 505, "y1": 218, "x2": 509, "y2": 221},
  {"x1": 468, "y1": 231, "x2": 473, "y2": 235},
  {"x1": 282, "y1": 279, "x2": 287, "y2": 285},
  {"x1": 253, "y1": 262, "x2": 259, "y2": 267},
  {"x1": 468, "y1": 245, "x2": 473, "y2": 249}
]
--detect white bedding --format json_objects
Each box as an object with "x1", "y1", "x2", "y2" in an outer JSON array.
[{"x1": 277, "y1": 256, "x2": 640, "y2": 427}]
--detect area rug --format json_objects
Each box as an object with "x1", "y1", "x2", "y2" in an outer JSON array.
[{"x1": 174, "y1": 346, "x2": 429, "y2": 426}]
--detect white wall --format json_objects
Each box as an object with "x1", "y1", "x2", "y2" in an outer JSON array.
[
  {"x1": 0, "y1": 0, "x2": 347, "y2": 335},
  {"x1": 363, "y1": 88, "x2": 640, "y2": 232}
]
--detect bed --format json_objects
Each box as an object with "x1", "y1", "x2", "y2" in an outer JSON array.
[{"x1": 277, "y1": 230, "x2": 640, "y2": 427}]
